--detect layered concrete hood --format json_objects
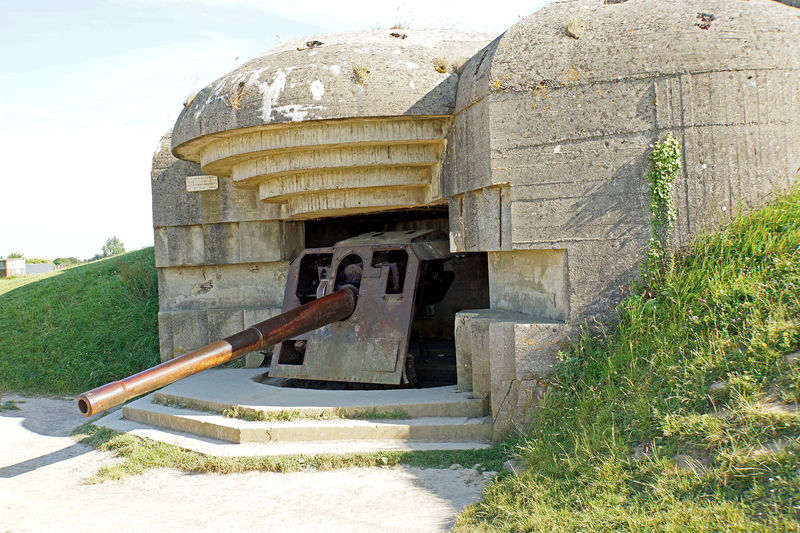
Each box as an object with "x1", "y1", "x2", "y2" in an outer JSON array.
[
  {"x1": 167, "y1": 30, "x2": 495, "y2": 221},
  {"x1": 173, "y1": 29, "x2": 495, "y2": 161}
]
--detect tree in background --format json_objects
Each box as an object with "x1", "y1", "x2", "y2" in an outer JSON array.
[
  {"x1": 53, "y1": 257, "x2": 82, "y2": 267},
  {"x1": 101, "y1": 237, "x2": 126, "y2": 258},
  {"x1": 7, "y1": 252, "x2": 24, "y2": 258}
]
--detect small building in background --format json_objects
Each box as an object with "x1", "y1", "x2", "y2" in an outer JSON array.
[{"x1": 0, "y1": 258, "x2": 26, "y2": 277}]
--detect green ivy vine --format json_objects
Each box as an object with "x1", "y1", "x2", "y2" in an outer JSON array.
[{"x1": 643, "y1": 134, "x2": 681, "y2": 285}]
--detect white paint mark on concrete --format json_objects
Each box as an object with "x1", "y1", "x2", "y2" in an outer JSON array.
[
  {"x1": 410, "y1": 80, "x2": 416, "y2": 89},
  {"x1": 330, "y1": 65, "x2": 341, "y2": 76},
  {"x1": 405, "y1": 62, "x2": 420, "y2": 69},
  {"x1": 258, "y1": 69, "x2": 287, "y2": 122},
  {"x1": 274, "y1": 105, "x2": 308, "y2": 121},
  {"x1": 274, "y1": 104, "x2": 326, "y2": 122},
  {"x1": 553, "y1": 145, "x2": 562, "y2": 154},
  {"x1": 307, "y1": 50, "x2": 318, "y2": 56},
  {"x1": 310, "y1": 80, "x2": 325, "y2": 101},
  {"x1": 246, "y1": 67, "x2": 270, "y2": 87}
]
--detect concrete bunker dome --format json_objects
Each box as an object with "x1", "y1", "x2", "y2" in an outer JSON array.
[{"x1": 171, "y1": 30, "x2": 495, "y2": 220}]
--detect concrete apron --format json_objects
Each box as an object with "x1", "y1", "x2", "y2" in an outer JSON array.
[{"x1": 93, "y1": 368, "x2": 493, "y2": 456}]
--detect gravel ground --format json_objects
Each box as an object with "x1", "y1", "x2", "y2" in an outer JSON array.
[{"x1": 0, "y1": 394, "x2": 490, "y2": 533}]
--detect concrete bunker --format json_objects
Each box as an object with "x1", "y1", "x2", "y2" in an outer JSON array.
[{"x1": 145, "y1": 0, "x2": 800, "y2": 439}]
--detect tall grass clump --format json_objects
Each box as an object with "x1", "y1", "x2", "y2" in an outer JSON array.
[
  {"x1": 458, "y1": 187, "x2": 800, "y2": 532},
  {"x1": 0, "y1": 248, "x2": 160, "y2": 394}
]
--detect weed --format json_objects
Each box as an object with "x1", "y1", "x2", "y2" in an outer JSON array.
[
  {"x1": 565, "y1": 15, "x2": 584, "y2": 39},
  {"x1": 348, "y1": 408, "x2": 409, "y2": 420},
  {"x1": 218, "y1": 404, "x2": 409, "y2": 422},
  {"x1": 227, "y1": 81, "x2": 246, "y2": 111},
  {"x1": 353, "y1": 66, "x2": 370, "y2": 85},
  {"x1": 0, "y1": 400, "x2": 20, "y2": 411},
  {"x1": 183, "y1": 92, "x2": 197, "y2": 110},
  {"x1": 221, "y1": 405, "x2": 310, "y2": 422},
  {"x1": 433, "y1": 57, "x2": 449, "y2": 74}
]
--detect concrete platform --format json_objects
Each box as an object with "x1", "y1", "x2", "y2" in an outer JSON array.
[
  {"x1": 94, "y1": 368, "x2": 494, "y2": 455},
  {"x1": 152, "y1": 368, "x2": 489, "y2": 418}
]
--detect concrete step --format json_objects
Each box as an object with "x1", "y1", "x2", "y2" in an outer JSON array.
[
  {"x1": 122, "y1": 397, "x2": 493, "y2": 444},
  {"x1": 95, "y1": 409, "x2": 492, "y2": 456}
]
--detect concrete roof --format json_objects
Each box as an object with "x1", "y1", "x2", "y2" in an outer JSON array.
[
  {"x1": 492, "y1": 0, "x2": 800, "y2": 89},
  {"x1": 456, "y1": 0, "x2": 800, "y2": 111},
  {"x1": 172, "y1": 29, "x2": 495, "y2": 160}
]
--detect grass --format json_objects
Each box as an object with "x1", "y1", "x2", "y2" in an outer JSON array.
[
  {"x1": 456, "y1": 187, "x2": 800, "y2": 531},
  {"x1": 73, "y1": 422, "x2": 511, "y2": 483},
  {"x1": 0, "y1": 269, "x2": 61, "y2": 296},
  {"x1": 0, "y1": 399, "x2": 21, "y2": 411},
  {"x1": 0, "y1": 248, "x2": 160, "y2": 395}
]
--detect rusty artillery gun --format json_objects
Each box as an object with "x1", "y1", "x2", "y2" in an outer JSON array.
[{"x1": 77, "y1": 230, "x2": 454, "y2": 417}]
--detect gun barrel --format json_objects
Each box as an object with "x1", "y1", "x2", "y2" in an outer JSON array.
[{"x1": 76, "y1": 287, "x2": 356, "y2": 417}]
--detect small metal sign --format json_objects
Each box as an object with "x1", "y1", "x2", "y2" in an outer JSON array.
[{"x1": 186, "y1": 175, "x2": 219, "y2": 192}]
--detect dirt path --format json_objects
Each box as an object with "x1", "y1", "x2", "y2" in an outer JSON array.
[{"x1": 0, "y1": 394, "x2": 490, "y2": 533}]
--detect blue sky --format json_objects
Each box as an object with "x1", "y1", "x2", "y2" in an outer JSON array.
[{"x1": 0, "y1": 0, "x2": 547, "y2": 259}]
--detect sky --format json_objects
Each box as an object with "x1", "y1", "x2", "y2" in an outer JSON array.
[{"x1": 0, "y1": 0, "x2": 548, "y2": 260}]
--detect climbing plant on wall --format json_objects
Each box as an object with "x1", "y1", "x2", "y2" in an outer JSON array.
[{"x1": 644, "y1": 134, "x2": 681, "y2": 285}]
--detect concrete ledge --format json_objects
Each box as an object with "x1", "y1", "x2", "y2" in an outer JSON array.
[{"x1": 122, "y1": 397, "x2": 492, "y2": 444}]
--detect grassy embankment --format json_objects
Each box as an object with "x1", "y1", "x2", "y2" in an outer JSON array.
[
  {"x1": 457, "y1": 187, "x2": 800, "y2": 531},
  {"x1": 0, "y1": 248, "x2": 160, "y2": 394}
]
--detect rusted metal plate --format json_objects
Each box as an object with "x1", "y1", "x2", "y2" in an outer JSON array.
[{"x1": 270, "y1": 232, "x2": 450, "y2": 385}]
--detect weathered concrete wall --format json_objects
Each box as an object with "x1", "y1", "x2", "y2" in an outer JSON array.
[
  {"x1": 447, "y1": 0, "x2": 800, "y2": 432},
  {"x1": 152, "y1": 131, "x2": 302, "y2": 364},
  {"x1": 448, "y1": 0, "x2": 800, "y2": 321},
  {"x1": 455, "y1": 309, "x2": 573, "y2": 438},
  {"x1": 25, "y1": 263, "x2": 54, "y2": 275}
]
